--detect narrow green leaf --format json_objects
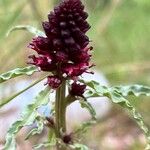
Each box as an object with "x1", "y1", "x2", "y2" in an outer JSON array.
[
  {"x1": 0, "y1": 75, "x2": 46, "y2": 108},
  {"x1": 0, "y1": 3, "x2": 26, "y2": 39},
  {"x1": 69, "y1": 143, "x2": 89, "y2": 150},
  {"x1": 79, "y1": 100, "x2": 96, "y2": 120},
  {"x1": 0, "y1": 66, "x2": 38, "y2": 83},
  {"x1": 4, "y1": 87, "x2": 51, "y2": 150},
  {"x1": 7, "y1": 25, "x2": 45, "y2": 37}
]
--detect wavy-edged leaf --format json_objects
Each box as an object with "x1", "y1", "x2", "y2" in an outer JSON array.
[
  {"x1": 33, "y1": 141, "x2": 56, "y2": 149},
  {"x1": 79, "y1": 100, "x2": 96, "y2": 120},
  {"x1": 25, "y1": 116, "x2": 44, "y2": 140},
  {"x1": 4, "y1": 87, "x2": 51, "y2": 150},
  {"x1": 0, "y1": 75, "x2": 46, "y2": 108},
  {"x1": 33, "y1": 129, "x2": 56, "y2": 149},
  {"x1": 69, "y1": 143, "x2": 89, "y2": 150},
  {"x1": 107, "y1": 89, "x2": 150, "y2": 150},
  {"x1": 7, "y1": 25, "x2": 45, "y2": 37},
  {"x1": 79, "y1": 80, "x2": 106, "y2": 98},
  {"x1": 81, "y1": 80, "x2": 150, "y2": 149},
  {"x1": 0, "y1": 66, "x2": 38, "y2": 83},
  {"x1": 113, "y1": 84, "x2": 150, "y2": 97}
]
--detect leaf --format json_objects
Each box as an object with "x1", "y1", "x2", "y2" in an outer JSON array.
[
  {"x1": 33, "y1": 141, "x2": 56, "y2": 149},
  {"x1": 108, "y1": 90, "x2": 150, "y2": 150},
  {"x1": 79, "y1": 79, "x2": 97, "y2": 90},
  {"x1": 82, "y1": 80, "x2": 150, "y2": 149},
  {"x1": 0, "y1": 75, "x2": 47, "y2": 108},
  {"x1": 7, "y1": 25, "x2": 45, "y2": 37},
  {"x1": 113, "y1": 84, "x2": 150, "y2": 97},
  {"x1": 74, "y1": 120, "x2": 96, "y2": 135},
  {"x1": 4, "y1": 87, "x2": 51, "y2": 150},
  {"x1": 0, "y1": 66, "x2": 38, "y2": 83},
  {"x1": 25, "y1": 116, "x2": 44, "y2": 140},
  {"x1": 33, "y1": 130, "x2": 56, "y2": 149},
  {"x1": 79, "y1": 80, "x2": 107, "y2": 98},
  {"x1": 69, "y1": 143, "x2": 89, "y2": 150},
  {"x1": 79, "y1": 100, "x2": 96, "y2": 120},
  {"x1": 0, "y1": 3, "x2": 26, "y2": 39}
]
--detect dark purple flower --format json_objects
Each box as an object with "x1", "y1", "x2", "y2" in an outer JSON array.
[
  {"x1": 70, "y1": 82, "x2": 86, "y2": 97},
  {"x1": 46, "y1": 75, "x2": 62, "y2": 89},
  {"x1": 28, "y1": 0, "x2": 94, "y2": 88}
]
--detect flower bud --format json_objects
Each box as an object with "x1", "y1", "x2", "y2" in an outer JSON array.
[
  {"x1": 46, "y1": 76, "x2": 62, "y2": 89},
  {"x1": 70, "y1": 82, "x2": 86, "y2": 97}
]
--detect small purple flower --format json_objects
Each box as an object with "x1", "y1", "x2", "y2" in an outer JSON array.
[
  {"x1": 28, "y1": 36, "x2": 51, "y2": 55},
  {"x1": 70, "y1": 46, "x2": 92, "y2": 63},
  {"x1": 46, "y1": 75, "x2": 62, "y2": 89},
  {"x1": 28, "y1": 55, "x2": 56, "y2": 72},
  {"x1": 62, "y1": 62, "x2": 89, "y2": 77},
  {"x1": 55, "y1": 51, "x2": 68, "y2": 62},
  {"x1": 70, "y1": 82, "x2": 86, "y2": 97}
]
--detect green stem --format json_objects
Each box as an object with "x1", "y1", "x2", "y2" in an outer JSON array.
[{"x1": 55, "y1": 80, "x2": 66, "y2": 149}]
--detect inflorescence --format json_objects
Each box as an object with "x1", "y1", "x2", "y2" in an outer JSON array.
[{"x1": 28, "y1": 0, "x2": 94, "y2": 97}]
